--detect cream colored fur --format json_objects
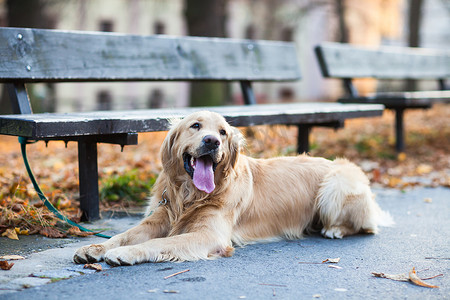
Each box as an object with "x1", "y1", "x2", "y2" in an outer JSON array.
[{"x1": 74, "y1": 111, "x2": 393, "y2": 266}]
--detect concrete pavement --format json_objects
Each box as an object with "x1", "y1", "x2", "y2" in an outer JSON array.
[{"x1": 0, "y1": 187, "x2": 449, "y2": 299}]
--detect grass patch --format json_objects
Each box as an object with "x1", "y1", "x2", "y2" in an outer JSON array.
[{"x1": 100, "y1": 169, "x2": 157, "y2": 205}]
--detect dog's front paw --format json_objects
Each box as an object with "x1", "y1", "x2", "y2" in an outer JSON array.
[
  {"x1": 104, "y1": 246, "x2": 143, "y2": 266},
  {"x1": 321, "y1": 227, "x2": 344, "y2": 239},
  {"x1": 73, "y1": 244, "x2": 106, "y2": 264}
]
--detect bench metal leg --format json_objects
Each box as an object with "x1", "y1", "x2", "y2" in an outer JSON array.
[
  {"x1": 240, "y1": 80, "x2": 256, "y2": 105},
  {"x1": 297, "y1": 125, "x2": 311, "y2": 154},
  {"x1": 7, "y1": 83, "x2": 33, "y2": 114},
  {"x1": 394, "y1": 108, "x2": 405, "y2": 153},
  {"x1": 78, "y1": 140, "x2": 100, "y2": 221}
]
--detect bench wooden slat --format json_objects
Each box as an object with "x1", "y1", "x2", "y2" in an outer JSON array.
[
  {"x1": 372, "y1": 90, "x2": 450, "y2": 100},
  {"x1": 315, "y1": 42, "x2": 450, "y2": 79},
  {"x1": 339, "y1": 97, "x2": 432, "y2": 109},
  {"x1": 0, "y1": 27, "x2": 300, "y2": 82},
  {"x1": 339, "y1": 90, "x2": 450, "y2": 108},
  {"x1": 0, "y1": 103, "x2": 384, "y2": 138}
]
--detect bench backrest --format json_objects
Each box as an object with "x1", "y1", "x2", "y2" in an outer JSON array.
[
  {"x1": 315, "y1": 42, "x2": 450, "y2": 80},
  {"x1": 0, "y1": 27, "x2": 300, "y2": 83}
]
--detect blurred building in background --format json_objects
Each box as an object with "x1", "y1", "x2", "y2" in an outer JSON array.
[{"x1": 0, "y1": 0, "x2": 448, "y2": 112}]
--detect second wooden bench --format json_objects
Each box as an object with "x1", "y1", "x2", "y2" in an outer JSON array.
[{"x1": 315, "y1": 42, "x2": 450, "y2": 152}]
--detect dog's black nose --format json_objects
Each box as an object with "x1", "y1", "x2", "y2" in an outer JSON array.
[{"x1": 203, "y1": 135, "x2": 220, "y2": 150}]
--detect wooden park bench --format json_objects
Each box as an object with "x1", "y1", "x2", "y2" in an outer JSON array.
[
  {"x1": 315, "y1": 42, "x2": 450, "y2": 152},
  {"x1": 0, "y1": 27, "x2": 383, "y2": 221}
]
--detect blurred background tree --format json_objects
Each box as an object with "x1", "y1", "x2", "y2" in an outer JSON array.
[
  {"x1": 185, "y1": 0, "x2": 229, "y2": 107},
  {"x1": 406, "y1": 0, "x2": 423, "y2": 91},
  {"x1": 0, "y1": 0, "x2": 56, "y2": 114}
]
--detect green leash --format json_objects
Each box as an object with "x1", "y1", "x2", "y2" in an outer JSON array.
[{"x1": 19, "y1": 137, "x2": 111, "y2": 239}]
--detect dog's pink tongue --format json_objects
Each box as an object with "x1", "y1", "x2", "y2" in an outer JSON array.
[{"x1": 193, "y1": 157, "x2": 215, "y2": 193}]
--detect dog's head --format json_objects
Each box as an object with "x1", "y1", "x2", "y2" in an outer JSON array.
[{"x1": 161, "y1": 111, "x2": 243, "y2": 194}]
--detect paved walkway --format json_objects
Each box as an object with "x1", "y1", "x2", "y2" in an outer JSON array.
[{"x1": 0, "y1": 187, "x2": 449, "y2": 299}]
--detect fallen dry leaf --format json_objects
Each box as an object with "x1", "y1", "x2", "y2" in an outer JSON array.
[
  {"x1": 1, "y1": 228, "x2": 19, "y2": 240},
  {"x1": 322, "y1": 258, "x2": 341, "y2": 264},
  {"x1": 39, "y1": 227, "x2": 67, "y2": 238},
  {"x1": 372, "y1": 267, "x2": 442, "y2": 288},
  {"x1": 397, "y1": 152, "x2": 406, "y2": 162},
  {"x1": 84, "y1": 263, "x2": 102, "y2": 272},
  {"x1": 67, "y1": 226, "x2": 97, "y2": 237},
  {"x1": 424, "y1": 197, "x2": 432, "y2": 203},
  {"x1": 27, "y1": 225, "x2": 42, "y2": 235},
  {"x1": 0, "y1": 255, "x2": 25, "y2": 260},
  {"x1": 11, "y1": 204, "x2": 22, "y2": 212},
  {"x1": 14, "y1": 227, "x2": 29, "y2": 235},
  {"x1": 372, "y1": 272, "x2": 409, "y2": 282},
  {"x1": 416, "y1": 164, "x2": 433, "y2": 175},
  {"x1": 372, "y1": 168, "x2": 381, "y2": 182},
  {"x1": 0, "y1": 260, "x2": 14, "y2": 270},
  {"x1": 388, "y1": 176, "x2": 404, "y2": 188},
  {"x1": 409, "y1": 267, "x2": 439, "y2": 289}
]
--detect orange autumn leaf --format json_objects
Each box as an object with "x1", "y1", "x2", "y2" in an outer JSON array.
[
  {"x1": 0, "y1": 260, "x2": 14, "y2": 270},
  {"x1": 372, "y1": 168, "x2": 381, "y2": 182},
  {"x1": 84, "y1": 263, "x2": 102, "y2": 272},
  {"x1": 409, "y1": 267, "x2": 439, "y2": 289},
  {"x1": 388, "y1": 177, "x2": 403, "y2": 188},
  {"x1": 397, "y1": 152, "x2": 406, "y2": 162}
]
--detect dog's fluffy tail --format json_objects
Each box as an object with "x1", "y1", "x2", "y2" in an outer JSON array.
[
  {"x1": 316, "y1": 158, "x2": 394, "y2": 238},
  {"x1": 373, "y1": 202, "x2": 395, "y2": 227}
]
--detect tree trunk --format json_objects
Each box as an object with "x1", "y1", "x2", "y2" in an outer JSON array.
[
  {"x1": 7, "y1": 0, "x2": 51, "y2": 28},
  {"x1": 336, "y1": 0, "x2": 349, "y2": 43},
  {"x1": 1, "y1": 0, "x2": 54, "y2": 114},
  {"x1": 185, "y1": 0, "x2": 229, "y2": 107},
  {"x1": 406, "y1": 0, "x2": 423, "y2": 91}
]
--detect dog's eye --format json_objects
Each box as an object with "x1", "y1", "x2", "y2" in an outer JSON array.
[
  {"x1": 190, "y1": 122, "x2": 201, "y2": 130},
  {"x1": 219, "y1": 129, "x2": 227, "y2": 136}
]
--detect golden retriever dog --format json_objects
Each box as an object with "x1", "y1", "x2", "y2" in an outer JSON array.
[{"x1": 74, "y1": 111, "x2": 393, "y2": 266}]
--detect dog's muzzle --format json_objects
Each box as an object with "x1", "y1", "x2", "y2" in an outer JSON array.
[{"x1": 183, "y1": 135, "x2": 220, "y2": 193}]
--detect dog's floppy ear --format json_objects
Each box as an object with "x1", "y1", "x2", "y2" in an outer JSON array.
[
  {"x1": 161, "y1": 119, "x2": 181, "y2": 172},
  {"x1": 227, "y1": 127, "x2": 243, "y2": 170}
]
